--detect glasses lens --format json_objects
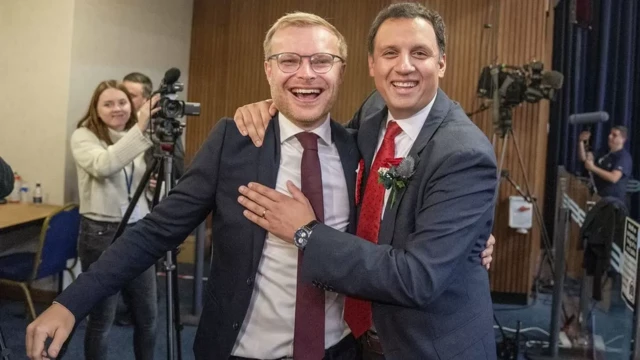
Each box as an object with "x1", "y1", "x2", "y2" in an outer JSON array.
[
  {"x1": 277, "y1": 53, "x2": 301, "y2": 72},
  {"x1": 311, "y1": 54, "x2": 334, "y2": 73}
]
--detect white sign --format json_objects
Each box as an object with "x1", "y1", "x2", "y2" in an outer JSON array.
[
  {"x1": 508, "y1": 196, "x2": 533, "y2": 233},
  {"x1": 622, "y1": 217, "x2": 640, "y2": 311}
]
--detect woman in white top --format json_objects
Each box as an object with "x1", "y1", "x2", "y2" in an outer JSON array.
[{"x1": 70, "y1": 80, "x2": 159, "y2": 360}]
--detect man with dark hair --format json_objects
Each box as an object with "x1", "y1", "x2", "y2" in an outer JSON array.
[
  {"x1": 579, "y1": 125, "x2": 633, "y2": 202},
  {"x1": 0, "y1": 157, "x2": 13, "y2": 199},
  {"x1": 123, "y1": 72, "x2": 153, "y2": 111},
  {"x1": 235, "y1": 2, "x2": 498, "y2": 359}
]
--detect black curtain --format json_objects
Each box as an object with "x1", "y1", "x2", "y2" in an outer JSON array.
[{"x1": 544, "y1": 0, "x2": 640, "y2": 237}]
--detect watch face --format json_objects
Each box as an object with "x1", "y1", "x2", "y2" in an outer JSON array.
[{"x1": 295, "y1": 228, "x2": 309, "y2": 247}]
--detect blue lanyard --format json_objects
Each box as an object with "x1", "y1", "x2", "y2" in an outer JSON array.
[{"x1": 123, "y1": 162, "x2": 135, "y2": 202}]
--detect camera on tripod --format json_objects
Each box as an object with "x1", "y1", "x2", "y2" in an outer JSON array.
[
  {"x1": 472, "y1": 61, "x2": 564, "y2": 137},
  {"x1": 151, "y1": 67, "x2": 201, "y2": 146},
  {"x1": 476, "y1": 60, "x2": 564, "y2": 107}
]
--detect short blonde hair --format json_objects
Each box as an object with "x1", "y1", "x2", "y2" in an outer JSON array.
[{"x1": 263, "y1": 12, "x2": 348, "y2": 61}]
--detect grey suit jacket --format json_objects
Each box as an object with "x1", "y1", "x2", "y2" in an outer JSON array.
[
  {"x1": 56, "y1": 116, "x2": 359, "y2": 360},
  {"x1": 302, "y1": 89, "x2": 498, "y2": 360}
]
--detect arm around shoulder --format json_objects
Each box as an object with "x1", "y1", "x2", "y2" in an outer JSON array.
[{"x1": 302, "y1": 146, "x2": 498, "y2": 309}]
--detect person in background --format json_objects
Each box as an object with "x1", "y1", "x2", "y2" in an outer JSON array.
[
  {"x1": 0, "y1": 157, "x2": 13, "y2": 199},
  {"x1": 579, "y1": 126, "x2": 632, "y2": 203},
  {"x1": 67, "y1": 80, "x2": 160, "y2": 360}
]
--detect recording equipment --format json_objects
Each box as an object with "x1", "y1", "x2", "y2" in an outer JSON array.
[
  {"x1": 568, "y1": 111, "x2": 609, "y2": 125},
  {"x1": 112, "y1": 66, "x2": 203, "y2": 360},
  {"x1": 477, "y1": 60, "x2": 564, "y2": 107},
  {"x1": 154, "y1": 68, "x2": 201, "y2": 120},
  {"x1": 150, "y1": 68, "x2": 200, "y2": 146}
]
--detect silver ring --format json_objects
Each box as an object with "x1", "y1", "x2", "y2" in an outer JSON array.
[{"x1": 261, "y1": 209, "x2": 267, "y2": 218}]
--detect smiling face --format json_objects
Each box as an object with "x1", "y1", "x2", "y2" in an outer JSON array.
[
  {"x1": 264, "y1": 25, "x2": 345, "y2": 129},
  {"x1": 368, "y1": 17, "x2": 446, "y2": 120},
  {"x1": 96, "y1": 88, "x2": 132, "y2": 131}
]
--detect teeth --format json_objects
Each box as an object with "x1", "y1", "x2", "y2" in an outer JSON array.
[
  {"x1": 292, "y1": 88, "x2": 321, "y2": 94},
  {"x1": 392, "y1": 82, "x2": 417, "y2": 88}
]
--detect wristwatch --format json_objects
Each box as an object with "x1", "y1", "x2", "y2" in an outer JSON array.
[{"x1": 294, "y1": 220, "x2": 320, "y2": 251}]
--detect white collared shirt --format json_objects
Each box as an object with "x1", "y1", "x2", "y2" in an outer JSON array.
[
  {"x1": 376, "y1": 94, "x2": 437, "y2": 218},
  {"x1": 231, "y1": 114, "x2": 351, "y2": 358}
]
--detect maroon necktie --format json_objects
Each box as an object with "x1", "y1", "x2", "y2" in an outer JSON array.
[
  {"x1": 344, "y1": 121, "x2": 402, "y2": 338},
  {"x1": 293, "y1": 132, "x2": 325, "y2": 359}
]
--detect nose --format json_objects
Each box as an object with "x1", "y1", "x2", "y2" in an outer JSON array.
[
  {"x1": 395, "y1": 53, "x2": 415, "y2": 74},
  {"x1": 296, "y1": 58, "x2": 316, "y2": 80}
]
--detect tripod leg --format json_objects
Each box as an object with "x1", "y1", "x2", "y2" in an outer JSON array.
[
  {"x1": 497, "y1": 131, "x2": 509, "y2": 178},
  {"x1": 171, "y1": 251, "x2": 183, "y2": 360},
  {"x1": 112, "y1": 156, "x2": 161, "y2": 244}
]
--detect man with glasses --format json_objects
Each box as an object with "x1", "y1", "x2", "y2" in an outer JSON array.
[{"x1": 27, "y1": 12, "x2": 360, "y2": 360}]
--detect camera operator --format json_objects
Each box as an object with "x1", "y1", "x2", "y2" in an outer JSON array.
[
  {"x1": 578, "y1": 126, "x2": 633, "y2": 202},
  {"x1": 123, "y1": 72, "x2": 185, "y2": 184},
  {"x1": 0, "y1": 157, "x2": 13, "y2": 199}
]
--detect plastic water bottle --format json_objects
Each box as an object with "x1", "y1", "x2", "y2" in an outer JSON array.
[
  {"x1": 33, "y1": 183, "x2": 43, "y2": 204},
  {"x1": 20, "y1": 182, "x2": 30, "y2": 203},
  {"x1": 8, "y1": 172, "x2": 21, "y2": 203}
]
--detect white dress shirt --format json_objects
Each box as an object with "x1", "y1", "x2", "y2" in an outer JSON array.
[
  {"x1": 376, "y1": 94, "x2": 436, "y2": 218},
  {"x1": 231, "y1": 114, "x2": 351, "y2": 358}
]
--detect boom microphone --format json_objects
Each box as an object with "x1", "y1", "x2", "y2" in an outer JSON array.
[
  {"x1": 542, "y1": 71, "x2": 564, "y2": 89},
  {"x1": 162, "y1": 67, "x2": 181, "y2": 85},
  {"x1": 568, "y1": 111, "x2": 609, "y2": 125}
]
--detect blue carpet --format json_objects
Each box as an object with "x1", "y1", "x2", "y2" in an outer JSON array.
[
  {"x1": 1, "y1": 272, "x2": 199, "y2": 360},
  {"x1": 1, "y1": 274, "x2": 635, "y2": 359}
]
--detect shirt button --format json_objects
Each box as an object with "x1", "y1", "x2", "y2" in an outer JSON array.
[
  {"x1": 246, "y1": 276, "x2": 254, "y2": 286},
  {"x1": 232, "y1": 322, "x2": 240, "y2": 330}
]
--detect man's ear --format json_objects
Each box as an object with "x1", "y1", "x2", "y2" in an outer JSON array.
[
  {"x1": 368, "y1": 55, "x2": 375, "y2": 77},
  {"x1": 438, "y1": 53, "x2": 446, "y2": 78},
  {"x1": 264, "y1": 61, "x2": 273, "y2": 84},
  {"x1": 339, "y1": 63, "x2": 347, "y2": 84}
]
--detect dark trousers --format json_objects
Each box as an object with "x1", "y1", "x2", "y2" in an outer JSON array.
[{"x1": 78, "y1": 216, "x2": 158, "y2": 360}]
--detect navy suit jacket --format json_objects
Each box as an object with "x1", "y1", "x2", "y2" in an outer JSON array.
[
  {"x1": 302, "y1": 89, "x2": 499, "y2": 360},
  {"x1": 56, "y1": 117, "x2": 359, "y2": 360}
]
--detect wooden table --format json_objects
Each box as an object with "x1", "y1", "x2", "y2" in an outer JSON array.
[{"x1": 0, "y1": 203, "x2": 60, "y2": 229}]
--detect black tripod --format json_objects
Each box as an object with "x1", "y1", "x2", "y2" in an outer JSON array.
[{"x1": 112, "y1": 125, "x2": 184, "y2": 360}]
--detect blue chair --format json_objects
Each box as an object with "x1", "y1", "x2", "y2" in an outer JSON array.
[{"x1": 0, "y1": 204, "x2": 80, "y2": 319}]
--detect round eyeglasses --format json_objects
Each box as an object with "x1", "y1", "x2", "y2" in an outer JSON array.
[{"x1": 267, "y1": 52, "x2": 345, "y2": 74}]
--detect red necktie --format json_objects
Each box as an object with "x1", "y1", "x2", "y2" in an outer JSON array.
[
  {"x1": 294, "y1": 132, "x2": 325, "y2": 359},
  {"x1": 344, "y1": 121, "x2": 402, "y2": 338}
]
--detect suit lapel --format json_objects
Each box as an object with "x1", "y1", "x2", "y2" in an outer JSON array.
[
  {"x1": 331, "y1": 121, "x2": 359, "y2": 233},
  {"x1": 251, "y1": 115, "x2": 281, "y2": 269},
  {"x1": 378, "y1": 89, "x2": 450, "y2": 246}
]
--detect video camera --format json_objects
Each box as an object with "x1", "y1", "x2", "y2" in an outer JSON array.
[
  {"x1": 476, "y1": 60, "x2": 564, "y2": 107},
  {"x1": 151, "y1": 68, "x2": 201, "y2": 146}
]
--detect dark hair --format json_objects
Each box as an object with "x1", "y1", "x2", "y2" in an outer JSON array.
[
  {"x1": 77, "y1": 80, "x2": 137, "y2": 145},
  {"x1": 123, "y1": 72, "x2": 153, "y2": 98},
  {"x1": 612, "y1": 125, "x2": 628, "y2": 139},
  {"x1": 367, "y1": 2, "x2": 446, "y2": 56}
]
